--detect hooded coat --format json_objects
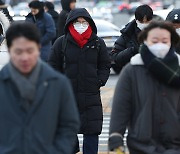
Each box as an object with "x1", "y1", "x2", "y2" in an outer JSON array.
[
  {"x1": 26, "y1": 8, "x2": 56, "y2": 61},
  {"x1": 49, "y1": 8, "x2": 111, "y2": 135},
  {"x1": 111, "y1": 19, "x2": 140, "y2": 72},
  {"x1": 57, "y1": 0, "x2": 75, "y2": 37}
]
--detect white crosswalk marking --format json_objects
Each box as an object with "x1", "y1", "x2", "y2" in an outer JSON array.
[{"x1": 78, "y1": 113, "x2": 129, "y2": 153}]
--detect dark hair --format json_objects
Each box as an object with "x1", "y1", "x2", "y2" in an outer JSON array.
[
  {"x1": 29, "y1": 1, "x2": 44, "y2": 9},
  {"x1": 6, "y1": 21, "x2": 41, "y2": 48},
  {"x1": 44, "y1": 1, "x2": 54, "y2": 10},
  {"x1": 138, "y1": 21, "x2": 180, "y2": 46},
  {"x1": 135, "y1": 5, "x2": 153, "y2": 22}
]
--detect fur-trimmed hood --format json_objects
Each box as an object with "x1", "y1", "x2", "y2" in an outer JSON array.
[{"x1": 130, "y1": 53, "x2": 180, "y2": 66}]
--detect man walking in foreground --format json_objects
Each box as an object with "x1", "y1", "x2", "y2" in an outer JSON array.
[{"x1": 0, "y1": 21, "x2": 79, "y2": 154}]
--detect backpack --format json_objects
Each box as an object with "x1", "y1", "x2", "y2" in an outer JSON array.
[{"x1": 61, "y1": 36, "x2": 101, "y2": 71}]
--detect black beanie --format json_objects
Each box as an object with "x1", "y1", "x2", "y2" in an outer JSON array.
[{"x1": 166, "y1": 9, "x2": 180, "y2": 24}]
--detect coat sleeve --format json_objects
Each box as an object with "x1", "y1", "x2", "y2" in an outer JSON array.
[
  {"x1": 97, "y1": 38, "x2": 111, "y2": 87},
  {"x1": 109, "y1": 64, "x2": 132, "y2": 150},
  {"x1": 50, "y1": 77, "x2": 80, "y2": 154},
  {"x1": 111, "y1": 35, "x2": 138, "y2": 69},
  {"x1": 41, "y1": 15, "x2": 56, "y2": 45},
  {"x1": 48, "y1": 37, "x2": 64, "y2": 72}
]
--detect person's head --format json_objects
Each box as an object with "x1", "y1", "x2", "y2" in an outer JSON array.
[
  {"x1": 29, "y1": 1, "x2": 44, "y2": 16},
  {"x1": 6, "y1": 22, "x2": 41, "y2": 75},
  {"x1": 65, "y1": 8, "x2": 97, "y2": 34},
  {"x1": 61, "y1": 0, "x2": 76, "y2": 12},
  {"x1": 44, "y1": 1, "x2": 54, "y2": 12},
  {"x1": 72, "y1": 17, "x2": 89, "y2": 34},
  {"x1": 166, "y1": 9, "x2": 180, "y2": 35},
  {"x1": 135, "y1": 5, "x2": 153, "y2": 30},
  {"x1": 139, "y1": 21, "x2": 179, "y2": 50}
]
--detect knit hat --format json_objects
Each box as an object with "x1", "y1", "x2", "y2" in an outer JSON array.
[{"x1": 166, "y1": 9, "x2": 180, "y2": 23}]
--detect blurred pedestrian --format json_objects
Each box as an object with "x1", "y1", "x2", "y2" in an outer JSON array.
[
  {"x1": 26, "y1": 1, "x2": 56, "y2": 62},
  {"x1": 111, "y1": 4, "x2": 153, "y2": 73},
  {"x1": 166, "y1": 9, "x2": 180, "y2": 54},
  {"x1": 44, "y1": 1, "x2": 59, "y2": 43},
  {"x1": 49, "y1": 8, "x2": 111, "y2": 154},
  {"x1": 58, "y1": 0, "x2": 76, "y2": 37},
  {"x1": 0, "y1": 0, "x2": 13, "y2": 22},
  {"x1": 0, "y1": 21, "x2": 80, "y2": 154},
  {"x1": 109, "y1": 21, "x2": 180, "y2": 154}
]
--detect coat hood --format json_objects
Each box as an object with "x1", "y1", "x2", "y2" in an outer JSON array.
[
  {"x1": 61, "y1": 0, "x2": 76, "y2": 12},
  {"x1": 64, "y1": 8, "x2": 97, "y2": 34},
  {"x1": 120, "y1": 19, "x2": 140, "y2": 37}
]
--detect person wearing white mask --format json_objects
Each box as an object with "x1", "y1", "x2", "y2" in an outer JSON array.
[
  {"x1": 166, "y1": 9, "x2": 180, "y2": 54},
  {"x1": 109, "y1": 21, "x2": 180, "y2": 154},
  {"x1": 49, "y1": 8, "x2": 111, "y2": 154},
  {"x1": 111, "y1": 5, "x2": 153, "y2": 73}
]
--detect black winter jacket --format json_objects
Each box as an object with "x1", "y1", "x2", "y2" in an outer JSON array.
[
  {"x1": 49, "y1": 8, "x2": 111, "y2": 135},
  {"x1": 58, "y1": 0, "x2": 72, "y2": 37},
  {"x1": 47, "y1": 9, "x2": 59, "y2": 43},
  {"x1": 111, "y1": 20, "x2": 140, "y2": 71}
]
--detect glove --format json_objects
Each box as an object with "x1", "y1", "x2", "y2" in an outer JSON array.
[
  {"x1": 108, "y1": 135, "x2": 123, "y2": 151},
  {"x1": 132, "y1": 45, "x2": 139, "y2": 55}
]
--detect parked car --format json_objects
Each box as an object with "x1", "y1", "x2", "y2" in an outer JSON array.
[
  {"x1": 91, "y1": 12, "x2": 113, "y2": 23},
  {"x1": 118, "y1": 2, "x2": 130, "y2": 13},
  {"x1": 128, "y1": 2, "x2": 142, "y2": 14},
  {"x1": 94, "y1": 19, "x2": 120, "y2": 73},
  {"x1": 12, "y1": 2, "x2": 30, "y2": 17}
]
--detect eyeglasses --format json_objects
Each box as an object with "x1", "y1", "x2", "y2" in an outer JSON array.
[{"x1": 73, "y1": 21, "x2": 89, "y2": 27}]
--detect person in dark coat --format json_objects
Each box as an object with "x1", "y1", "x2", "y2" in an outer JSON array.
[
  {"x1": 44, "y1": 1, "x2": 59, "y2": 43},
  {"x1": 58, "y1": 0, "x2": 76, "y2": 37},
  {"x1": 26, "y1": 1, "x2": 56, "y2": 62},
  {"x1": 166, "y1": 9, "x2": 180, "y2": 54},
  {"x1": 0, "y1": 21, "x2": 80, "y2": 154},
  {"x1": 0, "y1": 0, "x2": 13, "y2": 22},
  {"x1": 49, "y1": 8, "x2": 111, "y2": 154},
  {"x1": 109, "y1": 21, "x2": 180, "y2": 154},
  {"x1": 111, "y1": 5, "x2": 153, "y2": 73}
]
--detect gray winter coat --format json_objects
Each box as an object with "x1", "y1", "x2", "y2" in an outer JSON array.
[
  {"x1": 109, "y1": 54, "x2": 180, "y2": 154},
  {"x1": 0, "y1": 62, "x2": 80, "y2": 154}
]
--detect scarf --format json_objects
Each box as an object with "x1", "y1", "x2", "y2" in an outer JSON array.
[
  {"x1": 8, "y1": 59, "x2": 42, "y2": 110},
  {"x1": 140, "y1": 44, "x2": 180, "y2": 88},
  {"x1": 68, "y1": 23, "x2": 92, "y2": 48}
]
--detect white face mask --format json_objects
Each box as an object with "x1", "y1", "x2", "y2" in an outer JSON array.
[
  {"x1": 73, "y1": 23, "x2": 88, "y2": 34},
  {"x1": 136, "y1": 20, "x2": 149, "y2": 30},
  {"x1": 176, "y1": 28, "x2": 180, "y2": 36},
  {"x1": 145, "y1": 42, "x2": 170, "y2": 59}
]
